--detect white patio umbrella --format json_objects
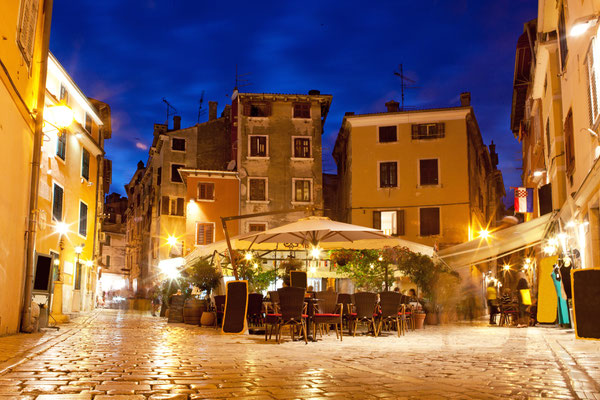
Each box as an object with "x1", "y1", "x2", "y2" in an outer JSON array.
[{"x1": 238, "y1": 215, "x2": 390, "y2": 246}]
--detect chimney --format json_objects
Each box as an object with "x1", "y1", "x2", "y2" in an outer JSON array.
[
  {"x1": 137, "y1": 160, "x2": 145, "y2": 170},
  {"x1": 173, "y1": 115, "x2": 181, "y2": 130},
  {"x1": 209, "y1": 101, "x2": 218, "y2": 121},
  {"x1": 385, "y1": 100, "x2": 400, "y2": 113},
  {"x1": 344, "y1": 112, "x2": 355, "y2": 116},
  {"x1": 489, "y1": 140, "x2": 499, "y2": 167},
  {"x1": 460, "y1": 92, "x2": 471, "y2": 106},
  {"x1": 221, "y1": 104, "x2": 231, "y2": 119},
  {"x1": 308, "y1": 89, "x2": 320, "y2": 95}
]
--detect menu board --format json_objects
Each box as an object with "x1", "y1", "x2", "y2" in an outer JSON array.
[
  {"x1": 290, "y1": 271, "x2": 307, "y2": 289},
  {"x1": 571, "y1": 268, "x2": 600, "y2": 340},
  {"x1": 222, "y1": 280, "x2": 248, "y2": 334}
]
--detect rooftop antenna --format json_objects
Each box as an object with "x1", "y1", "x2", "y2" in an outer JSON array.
[
  {"x1": 234, "y1": 64, "x2": 252, "y2": 91},
  {"x1": 162, "y1": 97, "x2": 177, "y2": 125},
  {"x1": 393, "y1": 64, "x2": 418, "y2": 111},
  {"x1": 197, "y1": 90, "x2": 206, "y2": 123}
]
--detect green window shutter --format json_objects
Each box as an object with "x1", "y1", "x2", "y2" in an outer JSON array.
[{"x1": 52, "y1": 184, "x2": 63, "y2": 221}]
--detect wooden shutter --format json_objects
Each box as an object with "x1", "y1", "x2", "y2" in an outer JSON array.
[
  {"x1": 157, "y1": 167, "x2": 161, "y2": 185},
  {"x1": 205, "y1": 224, "x2": 214, "y2": 244},
  {"x1": 411, "y1": 124, "x2": 418, "y2": 139},
  {"x1": 373, "y1": 211, "x2": 381, "y2": 229},
  {"x1": 52, "y1": 185, "x2": 63, "y2": 221},
  {"x1": 176, "y1": 198, "x2": 184, "y2": 216},
  {"x1": 397, "y1": 210, "x2": 405, "y2": 236},
  {"x1": 437, "y1": 123, "x2": 445, "y2": 137},
  {"x1": 16, "y1": 0, "x2": 39, "y2": 66},
  {"x1": 161, "y1": 196, "x2": 169, "y2": 215},
  {"x1": 564, "y1": 109, "x2": 575, "y2": 176},
  {"x1": 197, "y1": 224, "x2": 205, "y2": 245}
]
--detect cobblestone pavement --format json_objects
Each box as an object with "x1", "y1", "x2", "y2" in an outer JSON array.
[{"x1": 0, "y1": 310, "x2": 599, "y2": 400}]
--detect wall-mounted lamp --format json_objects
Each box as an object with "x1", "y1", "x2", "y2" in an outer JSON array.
[
  {"x1": 570, "y1": 15, "x2": 599, "y2": 37},
  {"x1": 45, "y1": 104, "x2": 74, "y2": 130}
]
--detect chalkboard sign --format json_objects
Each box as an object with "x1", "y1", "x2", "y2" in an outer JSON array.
[
  {"x1": 290, "y1": 271, "x2": 307, "y2": 289},
  {"x1": 33, "y1": 254, "x2": 52, "y2": 292},
  {"x1": 571, "y1": 268, "x2": 600, "y2": 340},
  {"x1": 222, "y1": 280, "x2": 248, "y2": 334}
]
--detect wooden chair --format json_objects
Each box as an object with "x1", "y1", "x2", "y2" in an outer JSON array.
[
  {"x1": 265, "y1": 287, "x2": 308, "y2": 343},
  {"x1": 378, "y1": 291, "x2": 402, "y2": 337},
  {"x1": 247, "y1": 293, "x2": 264, "y2": 327},
  {"x1": 351, "y1": 292, "x2": 378, "y2": 336},
  {"x1": 312, "y1": 291, "x2": 343, "y2": 341}
]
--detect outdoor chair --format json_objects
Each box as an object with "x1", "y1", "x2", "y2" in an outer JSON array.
[
  {"x1": 265, "y1": 290, "x2": 280, "y2": 314},
  {"x1": 350, "y1": 292, "x2": 378, "y2": 337},
  {"x1": 499, "y1": 303, "x2": 518, "y2": 326},
  {"x1": 214, "y1": 295, "x2": 226, "y2": 328},
  {"x1": 312, "y1": 291, "x2": 343, "y2": 341},
  {"x1": 247, "y1": 293, "x2": 264, "y2": 327},
  {"x1": 400, "y1": 294, "x2": 414, "y2": 330},
  {"x1": 265, "y1": 287, "x2": 308, "y2": 343},
  {"x1": 378, "y1": 291, "x2": 402, "y2": 337},
  {"x1": 337, "y1": 293, "x2": 353, "y2": 334}
]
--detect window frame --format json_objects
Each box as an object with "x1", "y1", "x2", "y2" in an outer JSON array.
[
  {"x1": 373, "y1": 210, "x2": 405, "y2": 236},
  {"x1": 247, "y1": 222, "x2": 268, "y2": 232},
  {"x1": 56, "y1": 131, "x2": 67, "y2": 162},
  {"x1": 291, "y1": 178, "x2": 313, "y2": 204},
  {"x1": 378, "y1": 161, "x2": 398, "y2": 189},
  {"x1": 78, "y1": 200, "x2": 88, "y2": 238},
  {"x1": 81, "y1": 147, "x2": 90, "y2": 181},
  {"x1": 52, "y1": 182, "x2": 64, "y2": 222},
  {"x1": 292, "y1": 136, "x2": 312, "y2": 159},
  {"x1": 419, "y1": 207, "x2": 441, "y2": 237},
  {"x1": 196, "y1": 222, "x2": 215, "y2": 246},
  {"x1": 248, "y1": 135, "x2": 269, "y2": 158},
  {"x1": 558, "y1": 4, "x2": 569, "y2": 71},
  {"x1": 411, "y1": 123, "x2": 445, "y2": 140},
  {"x1": 197, "y1": 182, "x2": 215, "y2": 201},
  {"x1": 170, "y1": 163, "x2": 185, "y2": 183},
  {"x1": 293, "y1": 102, "x2": 311, "y2": 119},
  {"x1": 171, "y1": 137, "x2": 186, "y2": 152},
  {"x1": 585, "y1": 38, "x2": 600, "y2": 126},
  {"x1": 378, "y1": 125, "x2": 398, "y2": 143},
  {"x1": 248, "y1": 177, "x2": 268, "y2": 203},
  {"x1": 418, "y1": 158, "x2": 440, "y2": 186},
  {"x1": 84, "y1": 112, "x2": 92, "y2": 134}
]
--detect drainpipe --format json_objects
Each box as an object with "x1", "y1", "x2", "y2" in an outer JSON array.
[
  {"x1": 91, "y1": 153, "x2": 102, "y2": 309},
  {"x1": 21, "y1": 0, "x2": 54, "y2": 332}
]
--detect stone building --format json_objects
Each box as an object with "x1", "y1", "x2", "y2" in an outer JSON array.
[
  {"x1": 125, "y1": 103, "x2": 231, "y2": 293},
  {"x1": 332, "y1": 94, "x2": 505, "y2": 255},
  {"x1": 231, "y1": 90, "x2": 333, "y2": 232},
  {"x1": 99, "y1": 193, "x2": 128, "y2": 298}
]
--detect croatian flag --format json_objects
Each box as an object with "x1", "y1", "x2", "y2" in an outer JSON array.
[{"x1": 514, "y1": 187, "x2": 533, "y2": 213}]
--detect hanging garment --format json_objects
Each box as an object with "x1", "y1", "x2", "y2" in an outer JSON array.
[{"x1": 551, "y1": 268, "x2": 570, "y2": 325}]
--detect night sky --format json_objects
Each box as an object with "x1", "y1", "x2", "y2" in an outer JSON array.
[{"x1": 49, "y1": 1, "x2": 537, "y2": 205}]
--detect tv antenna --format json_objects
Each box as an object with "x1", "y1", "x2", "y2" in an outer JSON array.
[
  {"x1": 197, "y1": 90, "x2": 206, "y2": 123},
  {"x1": 234, "y1": 65, "x2": 252, "y2": 90},
  {"x1": 393, "y1": 64, "x2": 418, "y2": 111},
  {"x1": 162, "y1": 98, "x2": 177, "y2": 124}
]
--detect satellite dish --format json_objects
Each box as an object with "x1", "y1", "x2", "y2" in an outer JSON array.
[{"x1": 226, "y1": 160, "x2": 236, "y2": 171}]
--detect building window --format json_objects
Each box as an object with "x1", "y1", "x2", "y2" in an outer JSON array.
[
  {"x1": 249, "y1": 136, "x2": 267, "y2": 157},
  {"x1": 248, "y1": 223, "x2": 267, "y2": 232},
  {"x1": 56, "y1": 132, "x2": 66, "y2": 161},
  {"x1": 545, "y1": 118, "x2": 551, "y2": 157},
  {"x1": 157, "y1": 167, "x2": 162, "y2": 186},
  {"x1": 419, "y1": 159, "x2": 439, "y2": 185},
  {"x1": 196, "y1": 223, "x2": 214, "y2": 245},
  {"x1": 198, "y1": 182, "x2": 215, "y2": 200},
  {"x1": 411, "y1": 123, "x2": 445, "y2": 140},
  {"x1": 81, "y1": 148, "x2": 90, "y2": 181},
  {"x1": 248, "y1": 178, "x2": 267, "y2": 201},
  {"x1": 172, "y1": 138, "x2": 186, "y2": 151},
  {"x1": 373, "y1": 210, "x2": 405, "y2": 236},
  {"x1": 564, "y1": 109, "x2": 575, "y2": 177},
  {"x1": 244, "y1": 102, "x2": 271, "y2": 117},
  {"x1": 171, "y1": 164, "x2": 184, "y2": 183},
  {"x1": 293, "y1": 102, "x2": 311, "y2": 118},
  {"x1": 79, "y1": 201, "x2": 88, "y2": 237},
  {"x1": 85, "y1": 112, "x2": 92, "y2": 133},
  {"x1": 379, "y1": 126, "x2": 397, "y2": 142},
  {"x1": 293, "y1": 137, "x2": 311, "y2": 158},
  {"x1": 379, "y1": 162, "x2": 398, "y2": 188},
  {"x1": 558, "y1": 5, "x2": 568, "y2": 70},
  {"x1": 420, "y1": 207, "x2": 440, "y2": 236},
  {"x1": 294, "y1": 179, "x2": 312, "y2": 203},
  {"x1": 105, "y1": 235, "x2": 111, "y2": 246},
  {"x1": 50, "y1": 251, "x2": 59, "y2": 282},
  {"x1": 106, "y1": 255, "x2": 110, "y2": 268},
  {"x1": 74, "y1": 262, "x2": 82, "y2": 290},
  {"x1": 52, "y1": 183, "x2": 63, "y2": 221},
  {"x1": 161, "y1": 196, "x2": 184, "y2": 216},
  {"x1": 59, "y1": 83, "x2": 69, "y2": 103},
  {"x1": 586, "y1": 38, "x2": 600, "y2": 125}
]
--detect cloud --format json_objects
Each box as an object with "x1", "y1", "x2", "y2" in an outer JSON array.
[{"x1": 135, "y1": 142, "x2": 148, "y2": 150}]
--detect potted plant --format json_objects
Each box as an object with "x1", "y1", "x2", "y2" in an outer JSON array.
[
  {"x1": 332, "y1": 249, "x2": 392, "y2": 292},
  {"x1": 329, "y1": 249, "x2": 355, "y2": 266},
  {"x1": 278, "y1": 257, "x2": 303, "y2": 287},
  {"x1": 161, "y1": 276, "x2": 188, "y2": 321},
  {"x1": 186, "y1": 259, "x2": 222, "y2": 326}
]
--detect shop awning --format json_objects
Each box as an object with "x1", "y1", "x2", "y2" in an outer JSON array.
[{"x1": 437, "y1": 213, "x2": 554, "y2": 270}]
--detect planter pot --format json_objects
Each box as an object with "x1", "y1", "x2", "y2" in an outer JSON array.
[
  {"x1": 425, "y1": 312, "x2": 438, "y2": 325},
  {"x1": 183, "y1": 298, "x2": 206, "y2": 325},
  {"x1": 413, "y1": 313, "x2": 426, "y2": 329},
  {"x1": 200, "y1": 311, "x2": 216, "y2": 327}
]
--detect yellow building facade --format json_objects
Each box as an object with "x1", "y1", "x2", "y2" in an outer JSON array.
[
  {"x1": 0, "y1": 0, "x2": 52, "y2": 334},
  {"x1": 37, "y1": 54, "x2": 108, "y2": 321},
  {"x1": 333, "y1": 97, "x2": 505, "y2": 262}
]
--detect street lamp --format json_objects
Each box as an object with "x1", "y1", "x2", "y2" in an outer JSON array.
[
  {"x1": 44, "y1": 103, "x2": 74, "y2": 130},
  {"x1": 570, "y1": 15, "x2": 599, "y2": 37}
]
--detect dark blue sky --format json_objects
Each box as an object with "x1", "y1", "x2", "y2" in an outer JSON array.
[{"x1": 49, "y1": 1, "x2": 537, "y2": 204}]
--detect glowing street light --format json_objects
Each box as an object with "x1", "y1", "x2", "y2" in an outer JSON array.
[
  {"x1": 244, "y1": 252, "x2": 253, "y2": 261},
  {"x1": 158, "y1": 257, "x2": 184, "y2": 280},
  {"x1": 45, "y1": 104, "x2": 74, "y2": 129},
  {"x1": 166, "y1": 235, "x2": 178, "y2": 247},
  {"x1": 503, "y1": 264, "x2": 510, "y2": 271},
  {"x1": 310, "y1": 246, "x2": 321, "y2": 259},
  {"x1": 478, "y1": 229, "x2": 490, "y2": 239},
  {"x1": 570, "y1": 15, "x2": 598, "y2": 37},
  {"x1": 54, "y1": 221, "x2": 69, "y2": 236},
  {"x1": 85, "y1": 260, "x2": 93, "y2": 267},
  {"x1": 74, "y1": 245, "x2": 84, "y2": 255}
]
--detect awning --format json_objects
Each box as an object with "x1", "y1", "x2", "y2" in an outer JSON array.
[
  {"x1": 437, "y1": 213, "x2": 555, "y2": 270},
  {"x1": 185, "y1": 236, "x2": 433, "y2": 265}
]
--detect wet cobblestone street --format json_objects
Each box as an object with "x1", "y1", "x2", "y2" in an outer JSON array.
[{"x1": 0, "y1": 309, "x2": 599, "y2": 399}]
